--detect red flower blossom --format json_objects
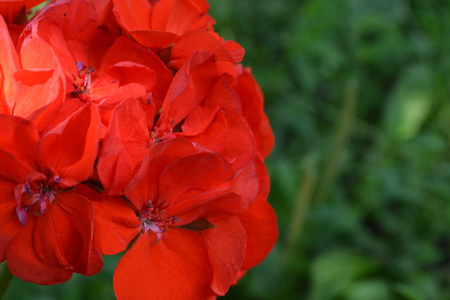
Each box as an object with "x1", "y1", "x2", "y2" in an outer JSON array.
[
  {"x1": 0, "y1": 102, "x2": 102, "y2": 284},
  {"x1": 16, "y1": 0, "x2": 171, "y2": 128},
  {"x1": 111, "y1": 0, "x2": 214, "y2": 49},
  {"x1": 97, "y1": 50, "x2": 256, "y2": 194},
  {"x1": 0, "y1": 0, "x2": 277, "y2": 298},
  {"x1": 94, "y1": 138, "x2": 253, "y2": 299}
]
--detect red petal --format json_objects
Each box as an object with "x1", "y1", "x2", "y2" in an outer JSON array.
[
  {"x1": 158, "y1": 153, "x2": 235, "y2": 213},
  {"x1": 113, "y1": 228, "x2": 212, "y2": 300},
  {"x1": 170, "y1": 31, "x2": 244, "y2": 69},
  {"x1": 229, "y1": 158, "x2": 260, "y2": 210},
  {"x1": 0, "y1": 180, "x2": 21, "y2": 262},
  {"x1": 0, "y1": 114, "x2": 39, "y2": 172},
  {"x1": 13, "y1": 37, "x2": 65, "y2": 117},
  {"x1": 20, "y1": 0, "x2": 98, "y2": 74},
  {"x1": 50, "y1": 191, "x2": 103, "y2": 276},
  {"x1": 173, "y1": 192, "x2": 242, "y2": 226},
  {"x1": 232, "y1": 68, "x2": 274, "y2": 158},
  {"x1": 184, "y1": 108, "x2": 256, "y2": 171},
  {"x1": 201, "y1": 216, "x2": 246, "y2": 295},
  {"x1": 157, "y1": 50, "x2": 218, "y2": 132},
  {"x1": 93, "y1": 193, "x2": 141, "y2": 255},
  {"x1": 130, "y1": 30, "x2": 179, "y2": 49},
  {"x1": 0, "y1": 15, "x2": 19, "y2": 102},
  {"x1": 97, "y1": 61, "x2": 156, "y2": 92},
  {"x1": 238, "y1": 197, "x2": 278, "y2": 270},
  {"x1": 98, "y1": 36, "x2": 173, "y2": 102},
  {"x1": 6, "y1": 216, "x2": 73, "y2": 284},
  {"x1": 124, "y1": 138, "x2": 200, "y2": 209},
  {"x1": 151, "y1": 0, "x2": 203, "y2": 35},
  {"x1": 97, "y1": 98, "x2": 150, "y2": 194},
  {"x1": 37, "y1": 103, "x2": 100, "y2": 184},
  {"x1": 181, "y1": 105, "x2": 221, "y2": 136},
  {"x1": 112, "y1": 0, "x2": 152, "y2": 32}
]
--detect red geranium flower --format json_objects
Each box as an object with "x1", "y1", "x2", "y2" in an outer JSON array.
[
  {"x1": 0, "y1": 102, "x2": 103, "y2": 284},
  {"x1": 111, "y1": 0, "x2": 214, "y2": 49},
  {"x1": 94, "y1": 138, "x2": 256, "y2": 299},
  {"x1": 97, "y1": 50, "x2": 256, "y2": 194}
]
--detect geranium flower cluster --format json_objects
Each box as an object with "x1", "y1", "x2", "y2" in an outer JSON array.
[{"x1": 0, "y1": 0, "x2": 277, "y2": 299}]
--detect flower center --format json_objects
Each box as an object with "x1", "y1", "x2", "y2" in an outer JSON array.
[
  {"x1": 15, "y1": 172, "x2": 60, "y2": 225},
  {"x1": 139, "y1": 201, "x2": 181, "y2": 242},
  {"x1": 74, "y1": 61, "x2": 94, "y2": 100}
]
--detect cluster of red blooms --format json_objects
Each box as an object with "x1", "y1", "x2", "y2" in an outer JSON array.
[{"x1": 0, "y1": 0, "x2": 277, "y2": 299}]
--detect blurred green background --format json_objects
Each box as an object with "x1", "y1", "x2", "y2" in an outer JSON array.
[{"x1": 3, "y1": 0, "x2": 450, "y2": 299}]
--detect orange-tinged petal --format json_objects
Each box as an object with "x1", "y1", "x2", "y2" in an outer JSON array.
[
  {"x1": 12, "y1": 37, "x2": 65, "y2": 117},
  {"x1": 0, "y1": 15, "x2": 19, "y2": 102},
  {"x1": 151, "y1": 0, "x2": 202, "y2": 35},
  {"x1": 25, "y1": 0, "x2": 98, "y2": 67},
  {"x1": 113, "y1": 228, "x2": 212, "y2": 300},
  {"x1": 112, "y1": 0, "x2": 152, "y2": 32}
]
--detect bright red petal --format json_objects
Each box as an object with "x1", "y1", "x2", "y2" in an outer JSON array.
[
  {"x1": 112, "y1": 0, "x2": 152, "y2": 32},
  {"x1": 0, "y1": 15, "x2": 19, "y2": 103},
  {"x1": 93, "y1": 193, "x2": 141, "y2": 255},
  {"x1": 124, "y1": 138, "x2": 200, "y2": 209},
  {"x1": 37, "y1": 103, "x2": 100, "y2": 185},
  {"x1": 232, "y1": 68, "x2": 274, "y2": 158},
  {"x1": 157, "y1": 50, "x2": 218, "y2": 133},
  {"x1": 97, "y1": 98, "x2": 150, "y2": 194},
  {"x1": 52, "y1": 191, "x2": 103, "y2": 276},
  {"x1": 238, "y1": 197, "x2": 278, "y2": 271},
  {"x1": 0, "y1": 114, "x2": 39, "y2": 172},
  {"x1": 98, "y1": 36, "x2": 173, "y2": 103},
  {"x1": 0, "y1": 180, "x2": 21, "y2": 262},
  {"x1": 151, "y1": 0, "x2": 202, "y2": 35},
  {"x1": 6, "y1": 217, "x2": 73, "y2": 285},
  {"x1": 170, "y1": 31, "x2": 244, "y2": 69},
  {"x1": 201, "y1": 216, "x2": 246, "y2": 295},
  {"x1": 158, "y1": 153, "x2": 233, "y2": 209},
  {"x1": 113, "y1": 228, "x2": 212, "y2": 300}
]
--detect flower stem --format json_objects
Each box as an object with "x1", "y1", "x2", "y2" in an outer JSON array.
[
  {"x1": 0, "y1": 263, "x2": 13, "y2": 300},
  {"x1": 315, "y1": 79, "x2": 358, "y2": 204}
]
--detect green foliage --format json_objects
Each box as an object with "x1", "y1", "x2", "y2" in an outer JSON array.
[
  {"x1": 5, "y1": 0, "x2": 450, "y2": 299},
  {"x1": 210, "y1": 0, "x2": 450, "y2": 299}
]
